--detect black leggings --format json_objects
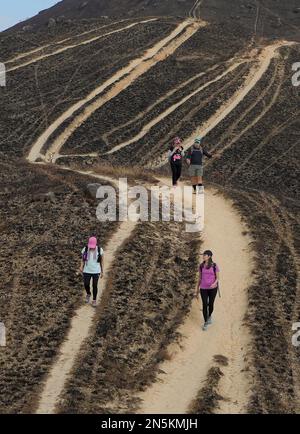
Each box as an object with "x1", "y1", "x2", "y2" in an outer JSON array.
[
  {"x1": 83, "y1": 273, "x2": 100, "y2": 301},
  {"x1": 170, "y1": 163, "x2": 182, "y2": 186},
  {"x1": 200, "y1": 288, "x2": 218, "y2": 322}
]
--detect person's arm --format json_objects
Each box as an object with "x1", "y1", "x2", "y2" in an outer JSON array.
[
  {"x1": 186, "y1": 148, "x2": 191, "y2": 165},
  {"x1": 99, "y1": 250, "x2": 104, "y2": 278},
  {"x1": 203, "y1": 147, "x2": 222, "y2": 159},
  {"x1": 210, "y1": 271, "x2": 220, "y2": 289},
  {"x1": 194, "y1": 270, "x2": 201, "y2": 298},
  {"x1": 168, "y1": 148, "x2": 176, "y2": 161},
  {"x1": 203, "y1": 147, "x2": 213, "y2": 159},
  {"x1": 79, "y1": 249, "x2": 84, "y2": 273}
]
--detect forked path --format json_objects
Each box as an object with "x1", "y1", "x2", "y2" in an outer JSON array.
[
  {"x1": 27, "y1": 19, "x2": 203, "y2": 163},
  {"x1": 35, "y1": 169, "x2": 137, "y2": 414},
  {"x1": 153, "y1": 40, "x2": 295, "y2": 168},
  {"x1": 24, "y1": 17, "x2": 256, "y2": 413},
  {"x1": 27, "y1": 18, "x2": 203, "y2": 414},
  {"x1": 137, "y1": 178, "x2": 253, "y2": 414}
]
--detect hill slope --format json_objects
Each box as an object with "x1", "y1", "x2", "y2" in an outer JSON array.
[
  {"x1": 6, "y1": 0, "x2": 300, "y2": 41},
  {"x1": 0, "y1": 5, "x2": 299, "y2": 415}
]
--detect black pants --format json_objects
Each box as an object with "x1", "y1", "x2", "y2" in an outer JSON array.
[
  {"x1": 83, "y1": 273, "x2": 100, "y2": 300},
  {"x1": 200, "y1": 288, "x2": 218, "y2": 322},
  {"x1": 170, "y1": 163, "x2": 182, "y2": 186}
]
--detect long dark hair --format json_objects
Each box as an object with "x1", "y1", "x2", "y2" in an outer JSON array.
[{"x1": 202, "y1": 257, "x2": 214, "y2": 269}]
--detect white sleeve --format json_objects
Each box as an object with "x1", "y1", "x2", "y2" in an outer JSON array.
[
  {"x1": 168, "y1": 150, "x2": 174, "y2": 161},
  {"x1": 100, "y1": 247, "x2": 104, "y2": 255}
]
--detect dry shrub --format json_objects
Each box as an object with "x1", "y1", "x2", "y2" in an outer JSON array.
[{"x1": 188, "y1": 366, "x2": 224, "y2": 414}]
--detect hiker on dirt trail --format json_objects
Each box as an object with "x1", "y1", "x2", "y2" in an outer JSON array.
[
  {"x1": 186, "y1": 136, "x2": 218, "y2": 194},
  {"x1": 194, "y1": 250, "x2": 220, "y2": 331},
  {"x1": 168, "y1": 137, "x2": 185, "y2": 188},
  {"x1": 80, "y1": 236, "x2": 104, "y2": 307}
]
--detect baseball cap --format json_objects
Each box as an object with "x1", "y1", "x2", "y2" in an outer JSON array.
[
  {"x1": 88, "y1": 236, "x2": 97, "y2": 249},
  {"x1": 202, "y1": 250, "x2": 213, "y2": 257}
]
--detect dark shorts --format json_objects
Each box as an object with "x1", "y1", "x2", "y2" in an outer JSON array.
[{"x1": 189, "y1": 164, "x2": 203, "y2": 177}]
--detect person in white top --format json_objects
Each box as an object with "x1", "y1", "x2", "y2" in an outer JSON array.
[{"x1": 80, "y1": 236, "x2": 104, "y2": 307}]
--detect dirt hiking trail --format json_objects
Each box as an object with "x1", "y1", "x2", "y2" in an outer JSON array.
[
  {"x1": 137, "y1": 177, "x2": 254, "y2": 414},
  {"x1": 35, "y1": 170, "x2": 137, "y2": 414},
  {"x1": 6, "y1": 19, "x2": 157, "y2": 72},
  {"x1": 25, "y1": 16, "x2": 255, "y2": 413},
  {"x1": 105, "y1": 59, "x2": 246, "y2": 155},
  {"x1": 153, "y1": 40, "x2": 294, "y2": 168},
  {"x1": 5, "y1": 19, "x2": 130, "y2": 64},
  {"x1": 27, "y1": 19, "x2": 204, "y2": 163}
]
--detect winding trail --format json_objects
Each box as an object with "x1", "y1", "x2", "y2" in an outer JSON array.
[
  {"x1": 105, "y1": 59, "x2": 246, "y2": 155},
  {"x1": 27, "y1": 19, "x2": 203, "y2": 163},
  {"x1": 35, "y1": 169, "x2": 137, "y2": 414},
  {"x1": 208, "y1": 59, "x2": 285, "y2": 158},
  {"x1": 137, "y1": 178, "x2": 253, "y2": 414},
  {"x1": 20, "y1": 16, "x2": 267, "y2": 413},
  {"x1": 6, "y1": 19, "x2": 157, "y2": 72},
  {"x1": 153, "y1": 41, "x2": 295, "y2": 168},
  {"x1": 25, "y1": 19, "x2": 203, "y2": 413},
  {"x1": 189, "y1": 0, "x2": 203, "y2": 19},
  {"x1": 102, "y1": 63, "x2": 220, "y2": 145}
]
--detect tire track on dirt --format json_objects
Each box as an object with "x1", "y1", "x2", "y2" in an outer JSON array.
[
  {"x1": 102, "y1": 63, "x2": 221, "y2": 145},
  {"x1": 209, "y1": 59, "x2": 285, "y2": 157},
  {"x1": 105, "y1": 60, "x2": 247, "y2": 155},
  {"x1": 152, "y1": 40, "x2": 295, "y2": 168},
  {"x1": 6, "y1": 19, "x2": 157, "y2": 72},
  {"x1": 137, "y1": 177, "x2": 253, "y2": 414},
  {"x1": 227, "y1": 109, "x2": 300, "y2": 183},
  {"x1": 27, "y1": 20, "x2": 204, "y2": 163},
  {"x1": 4, "y1": 20, "x2": 130, "y2": 64},
  {"x1": 140, "y1": 62, "x2": 251, "y2": 163},
  {"x1": 189, "y1": 0, "x2": 203, "y2": 19}
]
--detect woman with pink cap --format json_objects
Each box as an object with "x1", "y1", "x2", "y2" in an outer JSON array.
[
  {"x1": 80, "y1": 236, "x2": 104, "y2": 307},
  {"x1": 168, "y1": 136, "x2": 185, "y2": 187}
]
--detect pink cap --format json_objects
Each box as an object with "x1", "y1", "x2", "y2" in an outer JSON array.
[
  {"x1": 173, "y1": 136, "x2": 182, "y2": 145},
  {"x1": 88, "y1": 236, "x2": 97, "y2": 249}
]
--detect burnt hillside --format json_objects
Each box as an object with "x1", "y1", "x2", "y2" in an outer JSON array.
[{"x1": 6, "y1": 0, "x2": 300, "y2": 41}]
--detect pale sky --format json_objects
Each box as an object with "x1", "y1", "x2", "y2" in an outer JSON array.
[{"x1": 0, "y1": 0, "x2": 59, "y2": 31}]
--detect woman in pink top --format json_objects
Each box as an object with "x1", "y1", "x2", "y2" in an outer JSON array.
[{"x1": 194, "y1": 250, "x2": 220, "y2": 331}]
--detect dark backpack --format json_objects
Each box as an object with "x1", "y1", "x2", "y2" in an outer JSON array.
[
  {"x1": 200, "y1": 262, "x2": 219, "y2": 289},
  {"x1": 82, "y1": 246, "x2": 102, "y2": 263}
]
